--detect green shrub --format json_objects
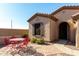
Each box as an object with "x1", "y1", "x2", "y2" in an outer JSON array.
[
  {"x1": 36, "y1": 38, "x2": 45, "y2": 44},
  {"x1": 22, "y1": 31, "x2": 28, "y2": 38},
  {"x1": 22, "y1": 34, "x2": 28, "y2": 38},
  {"x1": 31, "y1": 38, "x2": 37, "y2": 43}
]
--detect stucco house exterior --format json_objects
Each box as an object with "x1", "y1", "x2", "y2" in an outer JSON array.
[{"x1": 28, "y1": 6, "x2": 79, "y2": 48}]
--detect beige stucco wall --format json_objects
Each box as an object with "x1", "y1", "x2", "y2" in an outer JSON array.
[
  {"x1": 50, "y1": 19, "x2": 58, "y2": 41},
  {"x1": 0, "y1": 29, "x2": 27, "y2": 36},
  {"x1": 53, "y1": 9, "x2": 79, "y2": 42},
  {"x1": 29, "y1": 16, "x2": 56, "y2": 41},
  {"x1": 29, "y1": 9, "x2": 79, "y2": 44},
  {"x1": 76, "y1": 20, "x2": 79, "y2": 48}
]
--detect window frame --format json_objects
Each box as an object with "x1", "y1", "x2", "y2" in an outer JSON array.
[{"x1": 32, "y1": 22, "x2": 44, "y2": 36}]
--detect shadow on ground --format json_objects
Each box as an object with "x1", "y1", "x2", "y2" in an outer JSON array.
[
  {"x1": 38, "y1": 42, "x2": 50, "y2": 45},
  {"x1": 50, "y1": 40, "x2": 75, "y2": 46},
  {"x1": 0, "y1": 44, "x2": 6, "y2": 48},
  {"x1": 10, "y1": 46, "x2": 44, "y2": 56},
  {"x1": 47, "y1": 53, "x2": 74, "y2": 56}
]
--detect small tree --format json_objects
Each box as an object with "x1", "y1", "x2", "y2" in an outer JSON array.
[{"x1": 22, "y1": 31, "x2": 28, "y2": 38}]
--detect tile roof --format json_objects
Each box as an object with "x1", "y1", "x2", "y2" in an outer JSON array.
[
  {"x1": 28, "y1": 6, "x2": 79, "y2": 22},
  {"x1": 27, "y1": 13, "x2": 58, "y2": 22},
  {"x1": 51, "y1": 6, "x2": 79, "y2": 15}
]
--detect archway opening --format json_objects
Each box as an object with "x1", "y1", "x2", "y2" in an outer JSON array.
[{"x1": 59, "y1": 22, "x2": 70, "y2": 40}]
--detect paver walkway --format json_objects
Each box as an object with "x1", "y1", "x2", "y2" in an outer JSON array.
[
  {"x1": 29, "y1": 41, "x2": 73, "y2": 56},
  {"x1": 53, "y1": 40, "x2": 79, "y2": 56}
]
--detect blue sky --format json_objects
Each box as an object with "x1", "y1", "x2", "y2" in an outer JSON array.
[{"x1": 0, "y1": 3, "x2": 78, "y2": 29}]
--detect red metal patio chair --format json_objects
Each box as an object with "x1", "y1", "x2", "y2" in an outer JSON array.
[
  {"x1": 4, "y1": 38, "x2": 9, "y2": 45},
  {"x1": 23, "y1": 37, "x2": 30, "y2": 45},
  {"x1": 17, "y1": 37, "x2": 30, "y2": 49},
  {"x1": 10, "y1": 36, "x2": 17, "y2": 39}
]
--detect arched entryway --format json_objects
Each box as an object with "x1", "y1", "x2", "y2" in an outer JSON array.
[{"x1": 59, "y1": 22, "x2": 70, "y2": 40}]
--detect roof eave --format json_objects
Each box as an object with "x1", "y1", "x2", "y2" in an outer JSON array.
[{"x1": 51, "y1": 6, "x2": 79, "y2": 15}]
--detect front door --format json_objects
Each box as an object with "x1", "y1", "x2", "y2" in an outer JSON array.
[{"x1": 59, "y1": 22, "x2": 69, "y2": 40}]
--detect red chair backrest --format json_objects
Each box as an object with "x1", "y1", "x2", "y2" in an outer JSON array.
[
  {"x1": 10, "y1": 36, "x2": 16, "y2": 39},
  {"x1": 4, "y1": 38, "x2": 9, "y2": 45},
  {"x1": 23, "y1": 37, "x2": 30, "y2": 45}
]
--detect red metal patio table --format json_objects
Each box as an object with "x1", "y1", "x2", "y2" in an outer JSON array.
[{"x1": 9, "y1": 38, "x2": 25, "y2": 44}]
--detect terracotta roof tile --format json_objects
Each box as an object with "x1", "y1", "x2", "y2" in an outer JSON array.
[
  {"x1": 27, "y1": 13, "x2": 58, "y2": 22},
  {"x1": 28, "y1": 6, "x2": 79, "y2": 22},
  {"x1": 51, "y1": 6, "x2": 79, "y2": 15}
]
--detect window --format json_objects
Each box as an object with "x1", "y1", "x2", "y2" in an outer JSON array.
[
  {"x1": 33, "y1": 23, "x2": 44, "y2": 36},
  {"x1": 34, "y1": 23, "x2": 41, "y2": 35}
]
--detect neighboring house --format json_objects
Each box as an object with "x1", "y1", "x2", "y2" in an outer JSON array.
[{"x1": 28, "y1": 6, "x2": 79, "y2": 48}]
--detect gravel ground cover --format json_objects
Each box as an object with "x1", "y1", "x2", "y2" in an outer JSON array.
[{"x1": 0, "y1": 41, "x2": 77, "y2": 56}]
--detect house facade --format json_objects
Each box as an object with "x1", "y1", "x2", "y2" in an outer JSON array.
[{"x1": 28, "y1": 6, "x2": 79, "y2": 48}]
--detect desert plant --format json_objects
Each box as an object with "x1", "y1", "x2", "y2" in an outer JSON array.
[
  {"x1": 22, "y1": 33, "x2": 28, "y2": 38},
  {"x1": 36, "y1": 38, "x2": 45, "y2": 44},
  {"x1": 22, "y1": 31, "x2": 29, "y2": 38},
  {"x1": 31, "y1": 38, "x2": 37, "y2": 43}
]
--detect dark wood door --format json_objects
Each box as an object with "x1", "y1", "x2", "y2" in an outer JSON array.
[{"x1": 59, "y1": 22, "x2": 67, "y2": 40}]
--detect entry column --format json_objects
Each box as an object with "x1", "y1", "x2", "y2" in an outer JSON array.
[
  {"x1": 76, "y1": 20, "x2": 79, "y2": 48},
  {"x1": 72, "y1": 13, "x2": 79, "y2": 48}
]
